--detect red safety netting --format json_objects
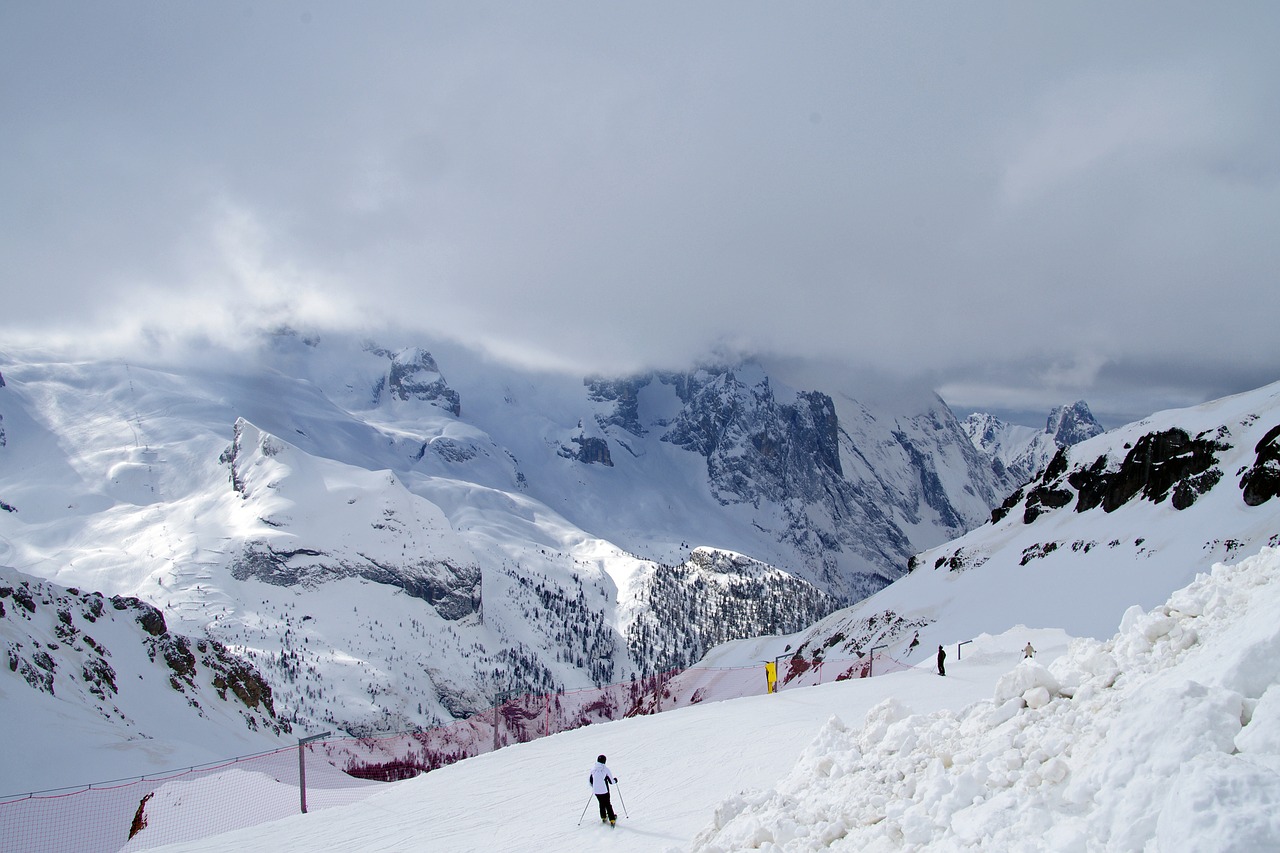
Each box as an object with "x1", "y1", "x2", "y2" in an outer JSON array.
[{"x1": 0, "y1": 651, "x2": 916, "y2": 851}]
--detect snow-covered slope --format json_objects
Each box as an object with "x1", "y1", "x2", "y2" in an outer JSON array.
[
  {"x1": 691, "y1": 547, "x2": 1280, "y2": 852},
  {"x1": 93, "y1": 546, "x2": 1280, "y2": 853}
]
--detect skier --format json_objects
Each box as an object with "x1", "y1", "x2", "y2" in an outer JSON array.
[
  {"x1": 1023, "y1": 642, "x2": 1036, "y2": 659},
  {"x1": 936, "y1": 644, "x2": 946, "y2": 676},
  {"x1": 588, "y1": 754, "x2": 618, "y2": 826}
]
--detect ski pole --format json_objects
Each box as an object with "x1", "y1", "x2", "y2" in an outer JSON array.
[
  {"x1": 614, "y1": 782, "x2": 629, "y2": 819},
  {"x1": 577, "y1": 795, "x2": 594, "y2": 825}
]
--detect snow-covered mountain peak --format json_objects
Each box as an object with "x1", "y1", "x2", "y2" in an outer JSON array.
[
  {"x1": 961, "y1": 399, "x2": 1105, "y2": 492},
  {"x1": 1046, "y1": 399, "x2": 1105, "y2": 446}
]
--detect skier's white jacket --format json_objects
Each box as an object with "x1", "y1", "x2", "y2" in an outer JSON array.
[{"x1": 589, "y1": 762, "x2": 615, "y2": 795}]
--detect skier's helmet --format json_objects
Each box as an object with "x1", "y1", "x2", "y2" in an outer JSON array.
[{"x1": 597, "y1": 754, "x2": 607, "y2": 763}]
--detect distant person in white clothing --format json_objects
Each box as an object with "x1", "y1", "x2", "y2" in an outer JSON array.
[
  {"x1": 589, "y1": 755, "x2": 618, "y2": 826},
  {"x1": 1024, "y1": 642, "x2": 1036, "y2": 658}
]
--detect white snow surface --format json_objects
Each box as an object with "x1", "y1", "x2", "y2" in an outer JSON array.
[{"x1": 139, "y1": 547, "x2": 1280, "y2": 852}]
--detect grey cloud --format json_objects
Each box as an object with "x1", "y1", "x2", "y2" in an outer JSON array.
[{"x1": 2, "y1": 1, "x2": 1278, "y2": 425}]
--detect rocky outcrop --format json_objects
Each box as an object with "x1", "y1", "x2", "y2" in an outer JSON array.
[
  {"x1": 112, "y1": 594, "x2": 169, "y2": 637},
  {"x1": 964, "y1": 401, "x2": 1104, "y2": 494},
  {"x1": 1067, "y1": 428, "x2": 1229, "y2": 513},
  {"x1": 586, "y1": 376, "x2": 648, "y2": 436},
  {"x1": 2, "y1": 570, "x2": 287, "y2": 735},
  {"x1": 558, "y1": 418, "x2": 614, "y2": 466},
  {"x1": 229, "y1": 542, "x2": 481, "y2": 621},
  {"x1": 662, "y1": 372, "x2": 843, "y2": 506},
  {"x1": 1005, "y1": 426, "x2": 1232, "y2": 525},
  {"x1": 367, "y1": 346, "x2": 462, "y2": 416},
  {"x1": 1047, "y1": 401, "x2": 1105, "y2": 447},
  {"x1": 579, "y1": 363, "x2": 1008, "y2": 602},
  {"x1": 1240, "y1": 424, "x2": 1280, "y2": 506}
]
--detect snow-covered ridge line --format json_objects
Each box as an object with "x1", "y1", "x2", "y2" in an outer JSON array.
[{"x1": 691, "y1": 546, "x2": 1280, "y2": 851}]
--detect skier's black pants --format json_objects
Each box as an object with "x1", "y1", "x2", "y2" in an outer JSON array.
[{"x1": 596, "y1": 792, "x2": 616, "y2": 821}]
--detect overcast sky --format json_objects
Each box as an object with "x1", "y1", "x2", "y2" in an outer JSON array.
[{"x1": 3, "y1": 2, "x2": 1278, "y2": 427}]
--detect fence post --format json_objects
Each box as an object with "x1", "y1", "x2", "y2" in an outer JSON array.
[
  {"x1": 774, "y1": 654, "x2": 792, "y2": 691},
  {"x1": 298, "y1": 731, "x2": 332, "y2": 814},
  {"x1": 869, "y1": 645, "x2": 887, "y2": 678},
  {"x1": 493, "y1": 691, "x2": 519, "y2": 753}
]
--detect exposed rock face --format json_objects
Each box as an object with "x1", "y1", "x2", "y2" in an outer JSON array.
[
  {"x1": 1008, "y1": 426, "x2": 1232, "y2": 525},
  {"x1": 1047, "y1": 400, "x2": 1105, "y2": 447},
  {"x1": 230, "y1": 543, "x2": 481, "y2": 620},
  {"x1": 368, "y1": 346, "x2": 462, "y2": 416},
  {"x1": 578, "y1": 363, "x2": 1008, "y2": 603},
  {"x1": 1240, "y1": 424, "x2": 1280, "y2": 506},
  {"x1": 662, "y1": 370, "x2": 843, "y2": 505},
  {"x1": 558, "y1": 428, "x2": 614, "y2": 466},
  {"x1": 112, "y1": 594, "x2": 168, "y2": 637},
  {"x1": 586, "y1": 376, "x2": 647, "y2": 436},
  {"x1": 963, "y1": 401, "x2": 1104, "y2": 494},
  {"x1": 1068, "y1": 428, "x2": 1229, "y2": 513},
  {"x1": 2, "y1": 570, "x2": 286, "y2": 735},
  {"x1": 653, "y1": 367, "x2": 911, "y2": 600}
]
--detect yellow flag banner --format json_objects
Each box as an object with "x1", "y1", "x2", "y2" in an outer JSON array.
[{"x1": 765, "y1": 661, "x2": 778, "y2": 694}]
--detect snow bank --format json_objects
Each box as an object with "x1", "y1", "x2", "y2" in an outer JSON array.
[{"x1": 690, "y1": 547, "x2": 1280, "y2": 852}]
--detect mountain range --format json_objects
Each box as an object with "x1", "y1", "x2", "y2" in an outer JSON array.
[{"x1": 2, "y1": 330, "x2": 1111, "y2": 792}]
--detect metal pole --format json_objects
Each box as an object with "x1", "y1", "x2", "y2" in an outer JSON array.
[
  {"x1": 614, "y1": 781, "x2": 629, "y2": 818},
  {"x1": 493, "y1": 690, "x2": 518, "y2": 753},
  {"x1": 774, "y1": 654, "x2": 790, "y2": 692},
  {"x1": 494, "y1": 699, "x2": 501, "y2": 754},
  {"x1": 577, "y1": 795, "x2": 595, "y2": 825},
  {"x1": 297, "y1": 731, "x2": 332, "y2": 814},
  {"x1": 869, "y1": 644, "x2": 887, "y2": 678},
  {"x1": 957, "y1": 639, "x2": 973, "y2": 660}
]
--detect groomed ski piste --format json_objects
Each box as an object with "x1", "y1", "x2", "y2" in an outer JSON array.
[{"x1": 135, "y1": 547, "x2": 1280, "y2": 852}]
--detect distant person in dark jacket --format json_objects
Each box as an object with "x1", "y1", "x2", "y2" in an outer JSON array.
[
  {"x1": 589, "y1": 755, "x2": 618, "y2": 826},
  {"x1": 937, "y1": 645, "x2": 946, "y2": 676}
]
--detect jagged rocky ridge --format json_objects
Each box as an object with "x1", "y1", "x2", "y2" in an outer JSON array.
[
  {"x1": 1000, "y1": 425, "x2": 1233, "y2": 525},
  {"x1": 583, "y1": 363, "x2": 1011, "y2": 602},
  {"x1": 962, "y1": 400, "x2": 1105, "y2": 492},
  {"x1": 1, "y1": 566, "x2": 287, "y2": 739}
]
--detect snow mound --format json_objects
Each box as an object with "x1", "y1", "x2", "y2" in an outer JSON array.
[{"x1": 691, "y1": 547, "x2": 1280, "y2": 852}]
